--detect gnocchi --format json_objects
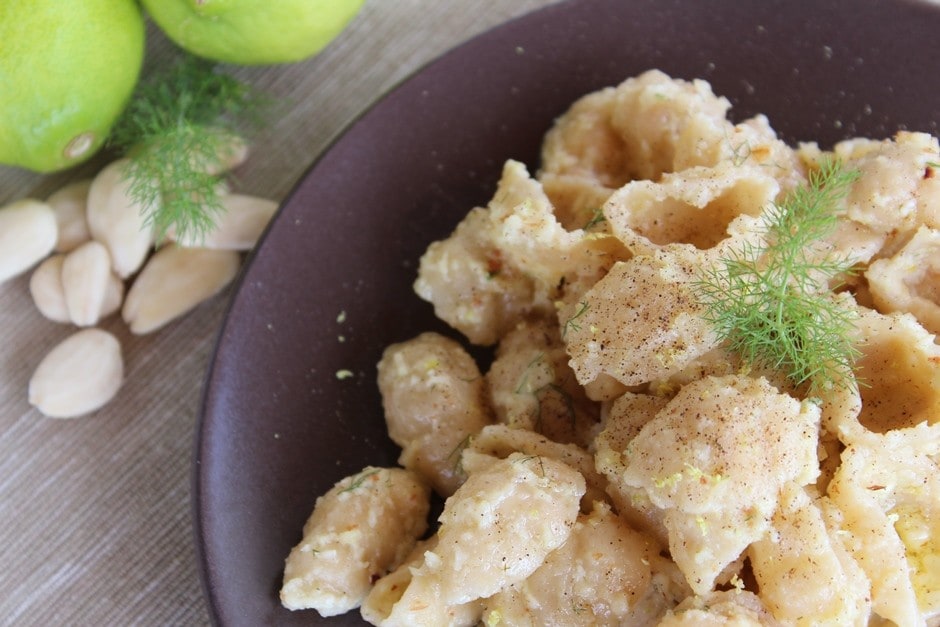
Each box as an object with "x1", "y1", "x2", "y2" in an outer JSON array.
[{"x1": 282, "y1": 71, "x2": 940, "y2": 626}]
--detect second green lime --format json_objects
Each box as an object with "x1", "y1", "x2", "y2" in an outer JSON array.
[{"x1": 141, "y1": 0, "x2": 367, "y2": 66}]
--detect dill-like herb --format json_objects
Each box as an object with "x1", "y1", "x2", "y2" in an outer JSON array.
[
  {"x1": 109, "y1": 55, "x2": 267, "y2": 242},
  {"x1": 694, "y1": 158, "x2": 862, "y2": 393},
  {"x1": 447, "y1": 435, "x2": 473, "y2": 475},
  {"x1": 514, "y1": 352, "x2": 546, "y2": 394},
  {"x1": 583, "y1": 207, "x2": 606, "y2": 230},
  {"x1": 515, "y1": 454, "x2": 546, "y2": 476},
  {"x1": 340, "y1": 468, "x2": 381, "y2": 493},
  {"x1": 562, "y1": 301, "x2": 589, "y2": 339}
]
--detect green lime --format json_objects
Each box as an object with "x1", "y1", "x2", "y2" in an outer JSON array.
[
  {"x1": 0, "y1": 0, "x2": 145, "y2": 173},
  {"x1": 141, "y1": 0, "x2": 365, "y2": 65}
]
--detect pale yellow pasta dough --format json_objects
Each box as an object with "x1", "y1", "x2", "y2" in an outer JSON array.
[
  {"x1": 413, "y1": 160, "x2": 629, "y2": 344},
  {"x1": 657, "y1": 590, "x2": 781, "y2": 627},
  {"x1": 867, "y1": 225, "x2": 940, "y2": 335},
  {"x1": 603, "y1": 161, "x2": 779, "y2": 255},
  {"x1": 562, "y1": 245, "x2": 720, "y2": 388},
  {"x1": 370, "y1": 453, "x2": 584, "y2": 624},
  {"x1": 852, "y1": 309, "x2": 940, "y2": 436},
  {"x1": 376, "y1": 332, "x2": 492, "y2": 496},
  {"x1": 360, "y1": 537, "x2": 483, "y2": 627},
  {"x1": 460, "y1": 423, "x2": 608, "y2": 511},
  {"x1": 538, "y1": 70, "x2": 803, "y2": 229},
  {"x1": 485, "y1": 316, "x2": 600, "y2": 448},
  {"x1": 618, "y1": 374, "x2": 820, "y2": 594},
  {"x1": 481, "y1": 501, "x2": 663, "y2": 626},
  {"x1": 833, "y1": 131, "x2": 939, "y2": 260},
  {"x1": 280, "y1": 467, "x2": 430, "y2": 616},
  {"x1": 603, "y1": 69, "x2": 731, "y2": 181},
  {"x1": 748, "y1": 484, "x2": 871, "y2": 625},
  {"x1": 413, "y1": 206, "x2": 547, "y2": 345},
  {"x1": 488, "y1": 160, "x2": 629, "y2": 307},
  {"x1": 594, "y1": 391, "x2": 671, "y2": 547},
  {"x1": 827, "y1": 422, "x2": 940, "y2": 626},
  {"x1": 284, "y1": 70, "x2": 940, "y2": 626}
]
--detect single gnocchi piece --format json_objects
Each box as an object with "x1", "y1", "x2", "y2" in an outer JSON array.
[
  {"x1": 593, "y1": 391, "x2": 671, "y2": 546},
  {"x1": 485, "y1": 317, "x2": 600, "y2": 448},
  {"x1": 833, "y1": 131, "x2": 939, "y2": 260},
  {"x1": 414, "y1": 207, "x2": 549, "y2": 345},
  {"x1": 481, "y1": 501, "x2": 661, "y2": 626},
  {"x1": 603, "y1": 161, "x2": 779, "y2": 255},
  {"x1": 280, "y1": 467, "x2": 430, "y2": 616},
  {"x1": 561, "y1": 245, "x2": 720, "y2": 388},
  {"x1": 826, "y1": 422, "x2": 940, "y2": 626},
  {"x1": 748, "y1": 485, "x2": 871, "y2": 625},
  {"x1": 604, "y1": 69, "x2": 733, "y2": 182},
  {"x1": 377, "y1": 332, "x2": 492, "y2": 496},
  {"x1": 360, "y1": 537, "x2": 483, "y2": 627},
  {"x1": 486, "y1": 160, "x2": 629, "y2": 308},
  {"x1": 617, "y1": 374, "x2": 820, "y2": 594},
  {"x1": 373, "y1": 453, "x2": 585, "y2": 624},
  {"x1": 866, "y1": 226, "x2": 940, "y2": 336},
  {"x1": 460, "y1": 424, "x2": 607, "y2": 511},
  {"x1": 834, "y1": 309, "x2": 940, "y2": 441},
  {"x1": 413, "y1": 160, "x2": 628, "y2": 345},
  {"x1": 378, "y1": 333, "x2": 493, "y2": 496}
]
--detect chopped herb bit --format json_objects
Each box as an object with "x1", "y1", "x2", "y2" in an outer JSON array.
[
  {"x1": 562, "y1": 301, "x2": 589, "y2": 339},
  {"x1": 514, "y1": 352, "x2": 546, "y2": 394},
  {"x1": 535, "y1": 383, "x2": 576, "y2": 431},
  {"x1": 447, "y1": 435, "x2": 473, "y2": 475},
  {"x1": 583, "y1": 207, "x2": 606, "y2": 230},
  {"x1": 341, "y1": 469, "x2": 381, "y2": 493},
  {"x1": 730, "y1": 139, "x2": 752, "y2": 166},
  {"x1": 515, "y1": 454, "x2": 546, "y2": 476},
  {"x1": 336, "y1": 369, "x2": 355, "y2": 380}
]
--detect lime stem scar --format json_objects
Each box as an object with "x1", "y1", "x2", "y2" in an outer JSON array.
[{"x1": 64, "y1": 132, "x2": 95, "y2": 159}]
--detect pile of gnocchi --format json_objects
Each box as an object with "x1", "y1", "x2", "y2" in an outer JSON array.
[{"x1": 280, "y1": 71, "x2": 940, "y2": 626}]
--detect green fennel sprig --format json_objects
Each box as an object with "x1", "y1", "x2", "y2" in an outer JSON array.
[
  {"x1": 694, "y1": 158, "x2": 862, "y2": 393},
  {"x1": 108, "y1": 55, "x2": 268, "y2": 242}
]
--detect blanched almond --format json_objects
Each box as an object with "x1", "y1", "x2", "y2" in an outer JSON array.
[
  {"x1": 29, "y1": 254, "x2": 70, "y2": 323},
  {"x1": 122, "y1": 246, "x2": 240, "y2": 334},
  {"x1": 28, "y1": 329, "x2": 123, "y2": 419},
  {"x1": 47, "y1": 179, "x2": 92, "y2": 253},
  {"x1": 172, "y1": 194, "x2": 278, "y2": 250},
  {"x1": 0, "y1": 198, "x2": 58, "y2": 285},
  {"x1": 198, "y1": 132, "x2": 249, "y2": 176},
  {"x1": 61, "y1": 241, "x2": 112, "y2": 327},
  {"x1": 99, "y1": 273, "x2": 125, "y2": 320},
  {"x1": 86, "y1": 159, "x2": 155, "y2": 278}
]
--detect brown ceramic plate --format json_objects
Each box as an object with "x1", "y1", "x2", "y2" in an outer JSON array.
[{"x1": 194, "y1": 0, "x2": 940, "y2": 625}]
